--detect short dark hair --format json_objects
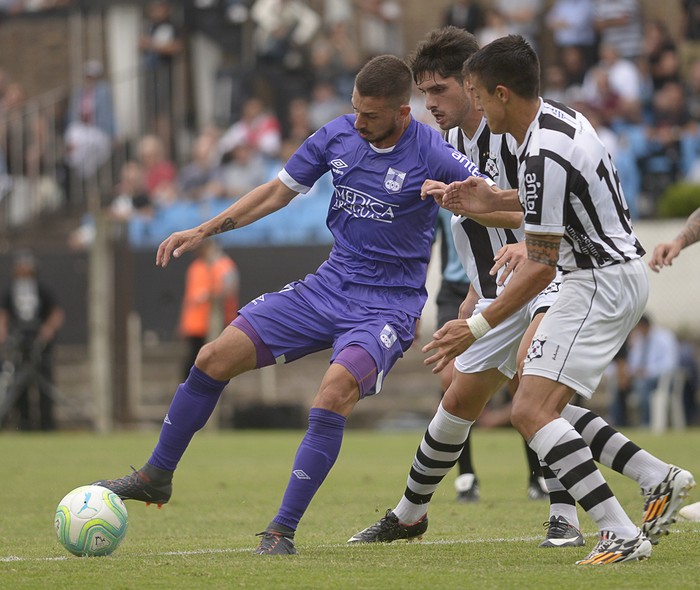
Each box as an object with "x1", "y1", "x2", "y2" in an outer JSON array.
[
  {"x1": 355, "y1": 55, "x2": 413, "y2": 106},
  {"x1": 464, "y1": 35, "x2": 540, "y2": 99},
  {"x1": 409, "y1": 26, "x2": 480, "y2": 85}
]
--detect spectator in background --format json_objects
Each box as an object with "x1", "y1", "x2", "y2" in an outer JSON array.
[
  {"x1": 0, "y1": 251, "x2": 64, "y2": 431},
  {"x1": 178, "y1": 129, "x2": 221, "y2": 201},
  {"x1": 250, "y1": 0, "x2": 321, "y2": 127},
  {"x1": 649, "y1": 206, "x2": 700, "y2": 433},
  {"x1": 68, "y1": 160, "x2": 152, "y2": 250},
  {"x1": 310, "y1": 21, "x2": 361, "y2": 99},
  {"x1": 607, "y1": 339, "x2": 633, "y2": 427},
  {"x1": 217, "y1": 142, "x2": 269, "y2": 199},
  {"x1": 179, "y1": 240, "x2": 239, "y2": 381},
  {"x1": 322, "y1": 0, "x2": 353, "y2": 27},
  {"x1": 683, "y1": 57, "x2": 700, "y2": 120},
  {"x1": 476, "y1": 7, "x2": 513, "y2": 47},
  {"x1": 678, "y1": 337, "x2": 699, "y2": 425},
  {"x1": 443, "y1": 0, "x2": 484, "y2": 35},
  {"x1": 108, "y1": 161, "x2": 150, "y2": 223},
  {"x1": 219, "y1": 97, "x2": 282, "y2": 160},
  {"x1": 593, "y1": 0, "x2": 644, "y2": 61},
  {"x1": 66, "y1": 60, "x2": 115, "y2": 140},
  {"x1": 140, "y1": 1, "x2": 183, "y2": 155},
  {"x1": 542, "y1": 63, "x2": 570, "y2": 103},
  {"x1": 307, "y1": 79, "x2": 350, "y2": 131},
  {"x1": 639, "y1": 81, "x2": 695, "y2": 196},
  {"x1": 626, "y1": 314, "x2": 680, "y2": 428},
  {"x1": 136, "y1": 134, "x2": 177, "y2": 200},
  {"x1": 560, "y1": 45, "x2": 590, "y2": 90},
  {"x1": 581, "y1": 41, "x2": 643, "y2": 127},
  {"x1": 284, "y1": 97, "x2": 314, "y2": 144},
  {"x1": 493, "y1": 0, "x2": 543, "y2": 49},
  {"x1": 355, "y1": 0, "x2": 404, "y2": 59},
  {"x1": 63, "y1": 60, "x2": 116, "y2": 183},
  {"x1": 545, "y1": 0, "x2": 597, "y2": 68},
  {"x1": 642, "y1": 20, "x2": 681, "y2": 94}
]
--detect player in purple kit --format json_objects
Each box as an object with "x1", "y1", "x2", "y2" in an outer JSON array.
[{"x1": 91, "y1": 55, "x2": 490, "y2": 555}]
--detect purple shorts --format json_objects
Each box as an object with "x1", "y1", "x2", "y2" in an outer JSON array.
[{"x1": 233, "y1": 275, "x2": 417, "y2": 397}]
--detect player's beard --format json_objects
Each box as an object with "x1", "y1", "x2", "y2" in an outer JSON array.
[{"x1": 362, "y1": 121, "x2": 398, "y2": 146}]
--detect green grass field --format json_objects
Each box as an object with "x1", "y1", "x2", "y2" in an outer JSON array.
[{"x1": 1, "y1": 427, "x2": 699, "y2": 589}]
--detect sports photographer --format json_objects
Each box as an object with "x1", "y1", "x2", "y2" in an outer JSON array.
[{"x1": 0, "y1": 251, "x2": 64, "y2": 431}]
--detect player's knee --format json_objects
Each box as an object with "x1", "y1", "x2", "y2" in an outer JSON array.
[
  {"x1": 313, "y1": 381, "x2": 359, "y2": 416},
  {"x1": 194, "y1": 337, "x2": 251, "y2": 381},
  {"x1": 510, "y1": 396, "x2": 536, "y2": 434}
]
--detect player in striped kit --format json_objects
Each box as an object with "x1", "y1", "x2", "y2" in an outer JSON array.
[
  {"x1": 434, "y1": 34, "x2": 694, "y2": 564},
  {"x1": 349, "y1": 26, "x2": 695, "y2": 554}
]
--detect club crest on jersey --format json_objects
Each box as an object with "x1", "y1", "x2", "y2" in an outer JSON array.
[
  {"x1": 384, "y1": 167, "x2": 406, "y2": 193},
  {"x1": 379, "y1": 324, "x2": 398, "y2": 349},
  {"x1": 484, "y1": 152, "x2": 498, "y2": 179},
  {"x1": 524, "y1": 337, "x2": 546, "y2": 363}
]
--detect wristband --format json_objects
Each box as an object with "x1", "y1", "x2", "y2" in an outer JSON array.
[{"x1": 466, "y1": 313, "x2": 492, "y2": 340}]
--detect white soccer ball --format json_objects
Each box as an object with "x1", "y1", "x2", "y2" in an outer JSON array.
[
  {"x1": 679, "y1": 501, "x2": 700, "y2": 522},
  {"x1": 54, "y1": 485, "x2": 128, "y2": 557}
]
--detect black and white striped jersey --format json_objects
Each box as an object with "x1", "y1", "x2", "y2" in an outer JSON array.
[
  {"x1": 446, "y1": 120, "x2": 521, "y2": 299},
  {"x1": 517, "y1": 99, "x2": 645, "y2": 273}
]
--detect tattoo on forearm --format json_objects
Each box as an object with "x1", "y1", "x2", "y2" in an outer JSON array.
[
  {"x1": 679, "y1": 209, "x2": 700, "y2": 248},
  {"x1": 216, "y1": 217, "x2": 237, "y2": 234},
  {"x1": 526, "y1": 236, "x2": 559, "y2": 267}
]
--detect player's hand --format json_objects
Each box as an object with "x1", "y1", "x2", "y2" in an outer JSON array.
[
  {"x1": 156, "y1": 229, "x2": 205, "y2": 267},
  {"x1": 422, "y1": 319, "x2": 476, "y2": 374},
  {"x1": 491, "y1": 242, "x2": 527, "y2": 285},
  {"x1": 648, "y1": 240, "x2": 683, "y2": 272},
  {"x1": 441, "y1": 177, "x2": 496, "y2": 216},
  {"x1": 420, "y1": 179, "x2": 448, "y2": 204}
]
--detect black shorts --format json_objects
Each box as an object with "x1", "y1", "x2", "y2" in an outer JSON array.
[{"x1": 436, "y1": 280, "x2": 471, "y2": 327}]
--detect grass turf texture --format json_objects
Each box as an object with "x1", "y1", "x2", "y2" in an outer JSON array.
[{"x1": 1, "y1": 428, "x2": 699, "y2": 589}]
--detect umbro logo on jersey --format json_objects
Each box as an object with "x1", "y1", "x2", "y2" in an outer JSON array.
[
  {"x1": 331, "y1": 159, "x2": 348, "y2": 175},
  {"x1": 293, "y1": 470, "x2": 311, "y2": 480},
  {"x1": 164, "y1": 414, "x2": 172, "y2": 425}
]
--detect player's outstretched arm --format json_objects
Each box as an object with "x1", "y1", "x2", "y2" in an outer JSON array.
[
  {"x1": 648, "y1": 207, "x2": 700, "y2": 272},
  {"x1": 442, "y1": 177, "x2": 521, "y2": 216},
  {"x1": 157, "y1": 179, "x2": 298, "y2": 267},
  {"x1": 422, "y1": 178, "x2": 522, "y2": 228}
]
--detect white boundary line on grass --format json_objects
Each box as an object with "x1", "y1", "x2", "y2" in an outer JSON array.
[{"x1": 3, "y1": 528, "x2": 699, "y2": 562}]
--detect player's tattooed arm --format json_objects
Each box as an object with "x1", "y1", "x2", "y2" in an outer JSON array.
[
  {"x1": 649, "y1": 206, "x2": 700, "y2": 272},
  {"x1": 526, "y1": 234, "x2": 560, "y2": 267},
  {"x1": 214, "y1": 217, "x2": 237, "y2": 235},
  {"x1": 678, "y1": 208, "x2": 700, "y2": 248}
]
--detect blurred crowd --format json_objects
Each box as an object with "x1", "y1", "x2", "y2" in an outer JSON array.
[{"x1": 3, "y1": 0, "x2": 700, "y2": 246}]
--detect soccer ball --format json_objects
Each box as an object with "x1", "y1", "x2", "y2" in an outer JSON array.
[{"x1": 54, "y1": 485, "x2": 128, "y2": 557}]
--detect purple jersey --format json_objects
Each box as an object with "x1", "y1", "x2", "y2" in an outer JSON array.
[{"x1": 279, "y1": 115, "x2": 483, "y2": 318}]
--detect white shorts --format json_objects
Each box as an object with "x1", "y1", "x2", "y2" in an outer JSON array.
[
  {"x1": 522, "y1": 258, "x2": 648, "y2": 398},
  {"x1": 454, "y1": 277, "x2": 562, "y2": 378}
]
